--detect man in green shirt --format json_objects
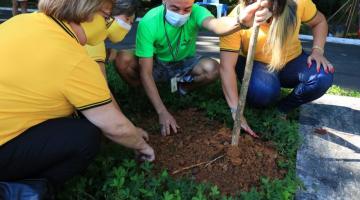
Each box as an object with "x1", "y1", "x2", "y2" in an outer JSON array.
[{"x1": 114, "y1": 0, "x2": 271, "y2": 136}]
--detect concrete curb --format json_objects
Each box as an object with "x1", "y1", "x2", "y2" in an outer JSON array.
[{"x1": 299, "y1": 34, "x2": 360, "y2": 46}]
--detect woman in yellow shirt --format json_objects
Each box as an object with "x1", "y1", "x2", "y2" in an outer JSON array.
[
  {"x1": 220, "y1": 0, "x2": 334, "y2": 137},
  {"x1": 0, "y1": 0, "x2": 154, "y2": 198},
  {"x1": 85, "y1": 0, "x2": 138, "y2": 112}
]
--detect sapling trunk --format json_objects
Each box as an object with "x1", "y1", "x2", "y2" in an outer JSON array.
[{"x1": 231, "y1": 0, "x2": 263, "y2": 146}]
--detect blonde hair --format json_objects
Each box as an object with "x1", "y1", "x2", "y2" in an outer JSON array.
[
  {"x1": 38, "y1": 0, "x2": 113, "y2": 23},
  {"x1": 240, "y1": 0, "x2": 297, "y2": 71}
]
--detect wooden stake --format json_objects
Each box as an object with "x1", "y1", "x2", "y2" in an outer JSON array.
[{"x1": 231, "y1": 0, "x2": 263, "y2": 146}]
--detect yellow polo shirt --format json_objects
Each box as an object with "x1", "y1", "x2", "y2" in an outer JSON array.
[
  {"x1": 220, "y1": 0, "x2": 317, "y2": 64},
  {"x1": 0, "y1": 13, "x2": 111, "y2": 146},
  {"x1": 85, "y1": 42, "x2": 107, "y2": 63}
]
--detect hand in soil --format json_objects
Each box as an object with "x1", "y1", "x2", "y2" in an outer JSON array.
[
  {"x1": 137, "y1": 127, "x2": 149, "y2": 141},
  {"x1": 135, "y1": 128, "x2": 155, "y2": 161},
  {"x1": 240, "y1": 115, "x2": 259, "y2": 138},
  {"x1": 135, "y1": 144, "x2": 155, "y2": 162},
  {"x1": 159, "y1": 110, "x2": 180, "y2": 136}
]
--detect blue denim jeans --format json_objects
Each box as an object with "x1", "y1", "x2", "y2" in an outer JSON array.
[{"x1": 236, "y1": 51, "x2": 334, "y2": 113}]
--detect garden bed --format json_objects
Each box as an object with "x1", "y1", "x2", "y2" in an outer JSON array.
[{"x1": 141, "y1": 108, "x2": 286, "y2": 194}]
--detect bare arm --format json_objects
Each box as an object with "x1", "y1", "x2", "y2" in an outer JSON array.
[
  {"x1": 202, "y1": 0, "x2": 272, "y2": 36},
  {"x1": 306, "y1": 11, "x2": 334, "y2": 73},
  {"x1": 202, "y1": 16, "x2": 241, "y2": 36},
  {"x1": 307, "y1": 11, "x2": 327, "y2": 52},
  {"x1": 220, "y1": 51, "x2": 239, "y2": 110},
  {"x1": 220, "y1": 51, "x2": 258, "y2": 137},
  {"x1": 81, "y1": 103, "x2": 155, "y2": 161},
  {"x1": 139, "y1": 57, "x2": 178, "y2": 136},
  {"x1": 139, "y1": 58, "x2": 166, "y2": 114}
]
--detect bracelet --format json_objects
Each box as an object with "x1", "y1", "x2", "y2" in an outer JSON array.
[
  {"x1": 230, "y1": 107, "x2": 237, "y2": 113},
  {"x1": 312, "y1": 45, "x2": 324, "y2": 55}
]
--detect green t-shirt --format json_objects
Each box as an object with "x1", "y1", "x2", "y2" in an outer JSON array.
[{"x1": 135, "y1": 4, "x2": 213, "y2": 62}]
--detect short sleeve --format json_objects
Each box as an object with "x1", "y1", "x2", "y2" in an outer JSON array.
[
  {"x1": 62, "y1": 57, "x2": 111, "y2": 111},
  {"x1": 192, "y1": 4, "x2": 214, "y2": 28},
  {"x1": 135, "y1": 20, "x2": 155, "y2": 58},
  {"x1": 85, "y1": 42, "x2": 106, "y2": 63},
  {"x1": 299, "y1": 0, "x2": 317, "y2": 23},
  {"x1": 220, "y1": 5, "x2": 241, "y2": 52}
]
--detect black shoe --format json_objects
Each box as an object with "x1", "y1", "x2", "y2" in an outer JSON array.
[{"x1": 0, "y1": 179, "x2": 49, "y2": 200}]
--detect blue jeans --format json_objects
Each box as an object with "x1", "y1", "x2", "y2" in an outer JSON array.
[{"x1": 236, "y1": 51, "x2": 334, "y2": 113}]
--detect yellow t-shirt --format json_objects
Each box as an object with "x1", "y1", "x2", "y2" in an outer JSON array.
[
  {"x1": 0, "y1": 13, "x2": 111, "y2": 146},
  {"x1": 85, "y1": 42, "x2": 107, "y2": 63},
  {"x1": 220, "y1": 0, "x2": 317, "y2": 64}
]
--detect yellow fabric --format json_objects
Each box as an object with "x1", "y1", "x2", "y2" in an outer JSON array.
[
  {"x1": 107, "y1": 18, "x2": 130, "y2": 43},
  {"x1": 85, "y1": 42, "x2": 107, "y2": 63},
  {"x1": 0, "y1": 13, "x2": 111, "y2": 146},
  {"x1": 80, "y1": 14, "x2": 108, "y2": 46},
  {"x1": 220, "y1": 0, "x2": 317, "y2": 64}
]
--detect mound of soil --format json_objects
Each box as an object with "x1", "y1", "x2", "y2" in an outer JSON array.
[{"x1": 141, "y1": 108, "x2": 286, "y2": 195}]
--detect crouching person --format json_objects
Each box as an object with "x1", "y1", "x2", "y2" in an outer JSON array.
[{"x1": 0, "y1": 0, "x2": 154, "y2": 199}]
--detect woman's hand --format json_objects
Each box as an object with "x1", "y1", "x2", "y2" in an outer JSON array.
[
  {"x1": 239, "y1": 0, "x2": 272, "y2": 27},
  {"x1": 232, "y1": 112, "x2": 259, "y2": 138},
  {"x1": 307, "y1": 48, "x2": 335, "y2": 74}
]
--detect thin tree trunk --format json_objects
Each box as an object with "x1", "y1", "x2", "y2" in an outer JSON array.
[{"x1": 231, "y1": 0, "x2": 262, "y2": 146}]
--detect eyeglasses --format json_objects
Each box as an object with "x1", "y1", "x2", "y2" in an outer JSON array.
[
  {"x1": 100, "y1": 9, "x2": 114, "y2": 28},
  {"x1": 105, "y1": 16, "x2": 114, "y2": 28}
]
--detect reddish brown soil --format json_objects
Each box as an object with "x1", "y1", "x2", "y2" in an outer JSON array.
[{"x1": 140, "y1": 108, "x2": 286, "y2": 195}]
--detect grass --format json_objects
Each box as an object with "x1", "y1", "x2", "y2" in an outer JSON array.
[
  {"x1": 59, "y1": 62, "x2": 360, "y2": 199},
  {"x1": 59, "y1": 62, "x2": 303, "y2": 200},
  {"x1": 326, "y1": 85, "x2": 360, "y2": 98}
]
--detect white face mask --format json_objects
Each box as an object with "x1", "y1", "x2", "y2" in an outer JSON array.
[
  {"x1": 165, "y1": 8, "x2": 191, "y2": 27},
  {"x1": 115, "y1": 17, "x2": 132, "y2": 31}
]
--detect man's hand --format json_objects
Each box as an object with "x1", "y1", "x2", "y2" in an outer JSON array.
[
  {"x1": 159, "y1": 110, "x2": 179, "y2": 136},
  {"x1": 239, "y1": 0, "x2": 272, "y2": 27}
]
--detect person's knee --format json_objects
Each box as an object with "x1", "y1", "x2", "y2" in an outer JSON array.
[
  {"x1": 199, "y1": 58, "x2": 219, "y2": 81},
  {"x1": 247, "y1": 74, "x2": 280, "y2": 107},
  {"x1": 115, "y1": 50, "x2": 136, "y2": 72},
  {"x1": 308, "y1": 71, "x2": 334, "y2": 95}
]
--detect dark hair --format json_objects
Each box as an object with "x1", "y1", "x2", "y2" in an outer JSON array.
[
  {"x1": 271, "y1": 0, "x2": 287, "y2": 17},
  {"x1": 112, "y1": 0, "x2": 139, "y2": 17}
]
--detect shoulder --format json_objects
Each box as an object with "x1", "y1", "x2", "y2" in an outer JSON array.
[{"x1": 295, "y1": 0, "x2": 316, "y2": 11}]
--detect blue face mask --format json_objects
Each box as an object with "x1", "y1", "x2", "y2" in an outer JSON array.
[{"x1": 165, "y1": 7, "x2": 191, "y2": 27}]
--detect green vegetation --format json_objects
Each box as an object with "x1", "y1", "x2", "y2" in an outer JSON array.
[
  {"x1": 59, "y1": 62, "x2": 302, "y2": 200},
  {"x1": 327, "y1": 85, "x2": 360, "y2": 97}
]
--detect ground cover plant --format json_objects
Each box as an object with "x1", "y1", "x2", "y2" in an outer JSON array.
[{"x1": 58, "y1": 62, "x2": 304, "y2": 200}]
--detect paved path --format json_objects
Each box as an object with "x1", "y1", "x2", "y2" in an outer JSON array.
[{"x1": 296, "y1": 95, "x2": 360, "y2": 200}]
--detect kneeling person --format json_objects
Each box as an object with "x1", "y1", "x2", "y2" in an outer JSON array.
[{"x1": 115, "y1": 0, "x2": 271, "y2": 136}]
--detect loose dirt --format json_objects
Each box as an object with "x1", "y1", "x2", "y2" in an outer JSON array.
[{"x1": 140, "y1": 108, "x2": 286, "y2": 195}]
